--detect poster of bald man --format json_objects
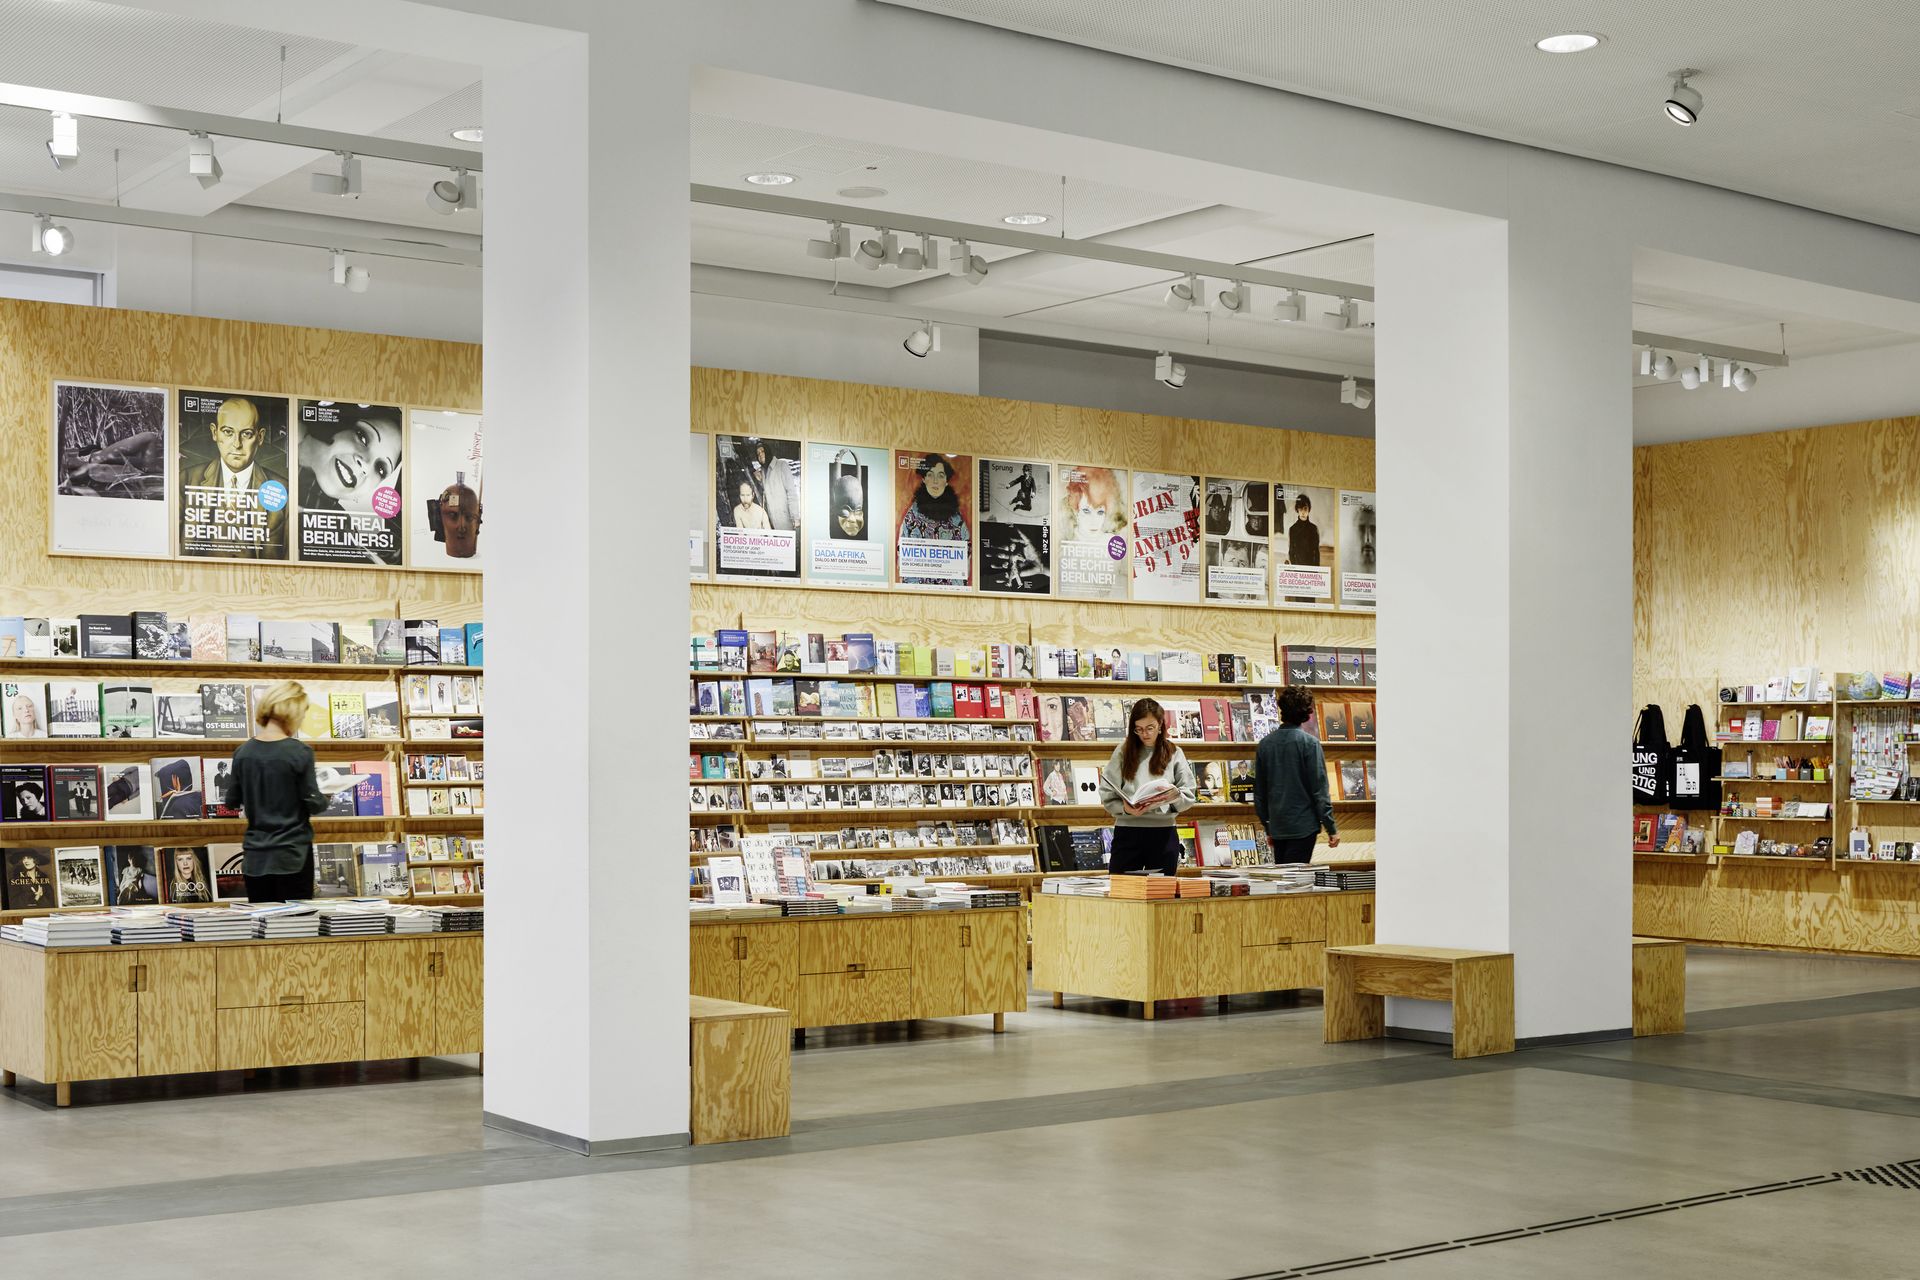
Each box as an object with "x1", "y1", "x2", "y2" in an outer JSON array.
[
  {"x1": 176, "y1": 389, "x2": 291, "y2": 560},
  {"x1": 52, "y1": 380, "x2": 170, "y2": 558}
]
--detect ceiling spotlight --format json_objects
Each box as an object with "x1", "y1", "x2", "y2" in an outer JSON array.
[
  {"x1": 902, "y1": 323, "x2": 941, "y2": 359},
  {"x1": 1217, "y1": 281, "x2": 1249, "y2": 314},
  {"x1": 1679, "y1": 356, "x2": 1704, "y2": 390},
  {"x1": 1535, "y1": 32, "x2": 1603, "y2": 53},
  {"x1": 854, "y1": 230, "x2": 894, "y2": 270},
  {"x1": 1340, "y1": 376, "x2": 1373, "y2": 409},
  {"x1": 805, "y1": 221, "x2": 852, "y2": 260},
  {"x1": 1664, "y1": 69, "x2": 1703, "y2": 126},
  {"x1": 948, "y1": 239, "x2": 987, "y2": 285},
  {"x1": 1165, "y1": 274, "x2": 1198, "y2": 312},
  {"x1": 1650, "y1": 353, "x2": 1676, "y2": 381},
  {"x1": 31, "y1": 215, "x2": 72, "y2": 256},
  {"x1": 46, "y1": 111, "x2": 77, "y2": 169},
  {"x1": 1002, "y1": 212, "x2": 1049, "y2": 225},
  {"x1": 187, "y1": 132, "x2": 222, "y2": 188},
  {"x1": 346, "y1": 266, "x2": 370, "y2": 293},
  {"x1": 1733, "y1": 366, "x2": 1757, "y2": 392},
  {"x1": 330, "y1": 251, "x2": 369, "y2": 293},
  {"x1": 1322, "y1": 297, "x2": 1357, "y2": 330},
  {"x1": 1354, "y1": 384, "x2": 1374, "y2": 409},
  {"x1": 450, "y1": 126, "x2": 484, "y2": 143},
  {"x1": 744, "y1": 172, "x2": 797, "y2": 186},
  {"x1": 311, "y1": 152, "x2": 362, "y2": 197},
  {"x1": 1154, "y1": 352, "x2": 1187, "y2": 390},
  {"x1": 897, "y1": 233, "x2": 937, "y2": 272},
  {"x1": 1273, "y1": 288, "x2": 1305, "y2": 323},
  {"x1": 425, "y1": 167, "x2": 478, "y2": 214}
]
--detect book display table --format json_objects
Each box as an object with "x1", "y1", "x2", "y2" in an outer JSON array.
[
  {"x1": 1031, "y1": 890, "x2": 1375, "y2": 1018},
  {"x1": 0, "y1": 933, "x2": 482, "y2": 1106},
  {"x1": 689, "y1": 995, "x2": 790, "y2": 1144},
  {"x1": 688, "y1": 909, "x2": 1025, "y2": 1033}
]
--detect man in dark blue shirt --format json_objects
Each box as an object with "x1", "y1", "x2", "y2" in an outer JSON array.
[{"x1": 1254, "y1": 686, "x2": 1340, "y2": 864}]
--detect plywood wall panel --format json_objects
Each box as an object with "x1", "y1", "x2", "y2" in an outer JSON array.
[{"x1": 0, "y1": 299, "x2": 481, "y2": 622}]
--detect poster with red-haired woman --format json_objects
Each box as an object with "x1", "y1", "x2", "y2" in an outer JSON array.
[{"x1": 1056, "y1": 464, "x2": 1128, "y2": 600}]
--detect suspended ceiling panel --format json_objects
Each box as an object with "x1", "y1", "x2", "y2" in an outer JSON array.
[{"x1": 882, "y1": 0, "x2": 1920, "y2": 235}]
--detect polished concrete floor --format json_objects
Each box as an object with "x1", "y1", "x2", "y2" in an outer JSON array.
[{"x1": 8, "y1": 947, "x2": 1920, "y2": 1277}]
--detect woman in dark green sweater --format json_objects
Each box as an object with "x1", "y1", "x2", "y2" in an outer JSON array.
[{"x1": 223, "y1": 681, "x2": 330, "y2": 902}]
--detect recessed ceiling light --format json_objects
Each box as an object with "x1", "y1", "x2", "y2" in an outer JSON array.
[
  {"x1": 837, "y1": 185, "x2": 887, "y2": 199},
  {"x1": 1534, "y1": 32, "x2": 1603, "y2": 53},
  {"x1": 744, "y1": 172, "x2": 797, "y2": 186},
  {"x1": 1002, "y1": 212, "x2": 1049, "y2": 226},
  {"x1": 449, "y1": 127, "x2": 484, "y2": 143}
]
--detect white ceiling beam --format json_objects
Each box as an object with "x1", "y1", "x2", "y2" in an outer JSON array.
[
  {"x1": 1633, "y1": 330, "x2": 1789, "y2": 368},
  {"x1": 692, "y1": 184, "x2": 1374, "y2": 301},
  {"x1": 0, "y1": 80, "x2": 481, "y2": 171},
  {"x1": 0, "y1": 190, "x2": 480, "y2": 266}
]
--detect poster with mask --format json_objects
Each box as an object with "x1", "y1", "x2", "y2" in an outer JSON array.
[
  {"x1": 1274, "y1": 483, "x2": 1335, "y2": 607},
  {"x1": 294, "y1": 400, "x2": 403, "y2": 566},
  {"x1": 1129, "y1": 471, "x2": 1201, "y2": 604},
  {"x1": 1338, "y1": 489, "x2": 1377, "y2": 609},
  {"x1": 893, "y1": 451, "x2": 972, "y2": 590},
  {"x1": 52, "y1": 381, "x2": 170, "y2": 559},
  {"x1": 804, "y1": 442, "x2": 890, "y2": 586},
  {"x1": 1056, "y1": 464, "x2": 1128, "y2": 600},
  {"x1": 1202, "y1": 477, "x2": 1269, "y2": 604},
  {"x1": 407, "y1": 410, "x2": 484, "y2": 571},
  {"x1": 715, "y1": 434, "x2": 801, "y2": 579},
  {"x1": 977, "y1": 459, "x2": 1050, "y2": 595},
  {"x1": 176, "y1": 390, "x2": 291, "y2": 561},
  {"x1": 689, "y1": 434, "x2": 709, "y2": 578}
]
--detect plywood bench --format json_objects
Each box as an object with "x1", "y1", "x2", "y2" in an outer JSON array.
[
  {"x1": 1323, "y1": 944, "x2": 1515, "y2": 1059},
  {"x1": 1631, "y1": 936, "x2": 1685, "y2": 1036},
  {"x1": 689, "y1": 996, "x2": 790, "y2": 1144}
]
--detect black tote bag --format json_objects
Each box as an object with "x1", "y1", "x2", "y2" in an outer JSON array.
[
  {"x1": 1632, "y1": 704, "x2": 1675, "y2": 806},
  {"x1": 1670, "y1": 704, "x2": 1722, "y2": 812}
]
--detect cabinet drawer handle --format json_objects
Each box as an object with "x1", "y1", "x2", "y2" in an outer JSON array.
[
  {"x1": 128, "y1": 965, "x2": 140, "y2": 993},
  {"x1": 1193, "y1": 913, "x2": 1204, "y2": 935},
  {"x1": 1276, "y1": 936, "x2": 1292, "y2": 950},
  {"x1": 846, "y1": 962, "x2": 865, "y2": 972},
  {"x1": 734, "y1": 936, "x2": 747, "y2": 961},
  {"x1": 1362, "y1": 903, "x2": 1372, "y2": 924},
  {"x1": 961, "y1": 926, "x2": 972, "y2": 948},
  {"x1": 278, "y1": 994, "x2": 306, "y2": 1006}
]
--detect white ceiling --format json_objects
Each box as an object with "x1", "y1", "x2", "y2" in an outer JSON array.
[{"x1": 879, "y1": 0, "x2": 1920, "y2": 237}]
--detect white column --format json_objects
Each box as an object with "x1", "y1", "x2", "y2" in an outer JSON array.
[
  {"x1": 481, "y1": 13, "x2": 692, "y2": 1150},
  {"x1": 1374, "y1": 168, "x2": 1634, "y2": 1042}
]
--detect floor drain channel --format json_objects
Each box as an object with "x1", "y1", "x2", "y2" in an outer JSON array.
[{"x1": 1226, "y1": 1168, "x2": 1868, "y2": 1278}]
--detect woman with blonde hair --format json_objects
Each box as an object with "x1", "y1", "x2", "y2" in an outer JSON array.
[{"x1": 222, "y1": 681, "x2": 329, "y2": 902}]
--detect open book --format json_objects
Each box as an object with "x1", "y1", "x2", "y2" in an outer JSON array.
[
  {"x1": 314, "y1": 766, "x2": 361, "y2": 796},
  {"x1": 1128, "y1": 779, "x2": 1180, "y2": 807}
]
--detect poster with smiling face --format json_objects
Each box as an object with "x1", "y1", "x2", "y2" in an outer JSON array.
[{"x1": 296, "y1": 400, "x2": 404, "y2": 566}]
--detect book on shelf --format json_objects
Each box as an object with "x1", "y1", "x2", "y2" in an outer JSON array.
[
  {"x1": 0, "y1": 764, "x2": 48, "y2": 821},
  {"x1": 337, "y1": 622, "x2": 378, "y2": 665},
  {"x1": 2, "y1": 847, "x2": 54, "y2": 910},
  {"x1": 365, "y1": 689, "x2": 401, "y2": 739},
  {"x1": 132, "y1": 611, "x2": 171, "y2": 661},
  {"x1": 1661, "y1": 814, "x2": 1687, "y2": 853},
  {"x1": 46, "y1": 681, "x2": 100, "y2": 738},
  {"x1": 54, "y1": 845, "x2": 105, "y2": 907},
  {"x1": 824, "y1": 638, "x2": 849, "y2": 675},
  {"x1": 226, "y1": 615, "x2": 259, "y2": 662},
  {"x1": 438, "y1": 626, "x2": 467, "y2": 666},
  {"x1": 845, "y1": 633, "x2": 877, "y2": 674},
  {"x1": 79, "y1": 614, "x2": 133, "y2": 659},
  {"x1": 373, "y1": 619, "x2": 405, "y2": 665},
  {"x1": 329, "y1": 692, "x2": 367, "y2": 739},
  {"x1": 405, "y1": 618, "x2": 442, "y2": 666},
  {"x1": 203, "y1": 757, "x2": 237, "y2": 817},
  {"x1": 2, "y1": 681, "x2": 49, "y2": 740},
  {"x1": 747, "y1": 630, "x2": 778, "y2": 674},
  {"x1": 102, "y1": 682, "x2": 155, "y2": 739},
  {"x1": 1632, "y1": 813, "x2": 1657, "y2": 851},
  {"x1": 195, "y1": 682, "x2": 246, "y2": 737},
  {"x1": 49, "y1": 764, "x2": 101, "y2": 821},
  {"x1": 1654, "y1": 812, "x2": 1680, "y2": 850},
  {"x1": 1318, "y1": 701, "x2": 1350, "y2": 742},
  {"x1": 149, "y1": 756, "x2": 202, "y2": 820}
]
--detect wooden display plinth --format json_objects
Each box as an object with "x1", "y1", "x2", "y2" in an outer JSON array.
[
  {"x1": 1031, "y1": 890, "x2": 1374, "y2": 1018},
  {"x1": 1322, "y1": 944, "x2": 1515, "y2": 1059},
  {"x1": 688, "y1": 908, "x2": 1025, "y2": 1032},
  {"x1": 0, "y1": 934, "x2": 482, "y2": 1106},
  {"x1": 689, "y1": 996, "x2": 791, "y2": 1144},
  {"x1": 1631, "y1": 936, "x2": 1686, "y2": 1036}
]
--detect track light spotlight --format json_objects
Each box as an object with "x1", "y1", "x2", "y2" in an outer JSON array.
[
  {"x1": 328, "y1": 250, "x2": 368, "y2": 292},
  {"x1": 1650, "y1": 354, "x2": 1676, "y2": 381},
  {"x1": 187, "y1": 132, "x2": 222, "y2": 188},
  {"x1": 1664, "y1": 69, "x2": 1703, "y2": 126},
  {"x1": 948, "y1": 239, "x2": 987, "y2": 285},
  {"x1": 806, "y1": 222, "x2": 852, "y2": 260},
  {"x1": 1679, "y1": 363, "x2": 1702, "y2": 390},
  {"x1": 346, "y1": 265, "x2": 370, "y2": 293},
  {"x1": 425, "y1": 167, "x2": 477, "y2": 214},
  {"x1": 1217, "y1": 281, "x2": 1249, "y2": 314},
  {"x1": 311, "y1": 152, "x2": 362, "y2": 197},
  {"x1": 1165, "y1": 274, "x2": 1199, "y2": 312},
  {"x1": 1354, "y1": 384, "x2": 1374, "y2": 409},
  {"x1": 1274, "y1": 289, "x2": 1305, "y2": 323},
  {"x1": 31, "y1": 215, "x2": 72, "y2": 256},
  {"x1": 902, "y1": 322, "x2": 941, "y2": 359},
  {"x1": 46, "y1": 111, "x2": 77, "y2": 169},
  {"x1": 1154, "y1": 352, "x2": 1187, "y2": 390},
  {"x1": 896, "y1": 233, "x2": 938, "y2": 272},
  {"x1": 1322, "y1": 297, "x2": 1358, "y2": 330},
  {"x1": 855, "y1": 230, "x2": 894, "y2": 271},
  {"x1": 1732, "y1": 366, "x2": 1757, "y2": 392},
  {"x1": 1339, "y1": 377, "x2": 1373, "y2": 409}
]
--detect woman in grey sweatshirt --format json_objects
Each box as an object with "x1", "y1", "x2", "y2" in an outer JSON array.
[{"x1": 1096, "y1": 697, "x2": 1199, "y2": 875}]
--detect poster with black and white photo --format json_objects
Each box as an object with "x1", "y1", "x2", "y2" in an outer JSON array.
[
  {"x1": 407, "y1": 410, "x2": 483, "y2": 571},
  {"x1": 176, "y1": 390, "x2": 290, "y2": 561},
  {"x1": 1056, "y1": 464, "x2": 1128, "y2": 600},
  {"x1": 1129, "y1": 471, "x2": 1201, "y2": 604},
  {"x1": 294, "y1": 400, "x2": 403, "y2": 566},
  {"x1": 1338, "y1": 489, "x2": 1377, "y2": 609},
  {"x1": 978, "y1": 459, "x2": 1050, "y2": 595},
  {"x1": 52, "y1": 381, "x2": 170, "y2": 558},
  {"x1": 689, "y1": 434, "x2": 709, "y2": 579},
  {"x1": 804, "y1": 442, "x2": 890, "y2": 586},
  {"x1": 894, "y1": 451, "x2": 972, "y2": 589},
  {"x1": 1274, "y1": 482, "x2": 1336, "y2": 607},
  {"x1": 1203, "y1": 477, "x2": 1269, "y2": 604},
  {"x1": 715, "y1": 434, "x2": 801, "y2": 579}
]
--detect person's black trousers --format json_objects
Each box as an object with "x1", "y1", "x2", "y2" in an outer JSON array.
[
  {"x1": 1270, "y1": 834, "x2": 1319, "y2": 864},
  {"x1": 1109, "y1": 825, "x2": 1180, "y2": 875},
  {"x1": 243, "y1": 846, "x2": 315, "y2": 903}
]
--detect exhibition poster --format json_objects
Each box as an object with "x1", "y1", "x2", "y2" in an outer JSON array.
[
  {"x1": 894, "y1": 450, "x2": 972, "y2": 590},
  {"x1": 1056, "y1": 464, "x2": 1128, "y2": 600},
  {"x1": 408, "y1": 409, "x2": 484, "y2": 570},
  {"x1": 714, "y1": 433, "x2": 802, "y2": 579},
  {"x1": 1338, "y1": 488, "x2": 1377, "y2": 609},
  {"x1": 176, "y1": 389, "x2": 291, "y2": 562},
  {"x1": 51, "y1": 381, "x2": 169, "y2": 558},
  {"x1": 294, "y1": 399, "x2": 403, "y2": 566},
  {"x1": 804, "y1": 442, "x2": 891, "y2": 586},
  {"x1": 1129, "y1": 470, "x2": 1201, "y2": 603},
  {"x1": 1202, "y1": 477, "x2": 1270, "y2": 604},
  {"x1": 1274, "y1": 482, "x2": 1336, "y2": 606},
  {"x1": 977, "y1": 458, "x2": 1050, "y2": 594}
]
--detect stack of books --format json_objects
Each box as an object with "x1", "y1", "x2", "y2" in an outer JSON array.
[
  {"x1": 1107, "y1": 875, "x2": 1180, "y2": 900},
  {"x1": 1175, "y1": 878, "x2": 1212, "y2": 898},
  {"x1": 1312, "y1": 867, "x2": 1376, "y2": 891},
  {"x1": 428, "y1": 907, "x2": 484, "y2": 933},
  {"x1": 109, "y1": 909, "x2": 182, "y2": 945},
  {"x1": 317, "y1": 903, "x2": 392, "y2": 936},
  {"x1": 15, "y1": 914, "x2": 114, "y2": 946},
  {"x1": 1039, "y1": 877, "x2": 1108, "y2": 896},
  {"x1": 250, "y1": 904, "x2": 321, "y2": 938},
  {"x1": 169, "y1": 908, "x2": 253, "y2": 940},
  {"x1": 688, "y1": 901, "x2": 781, "y2": 922},
  {"x1": 766, "y1": 895, "x2": 838, "y2": 918},
  {"x1": 390, "y1": 907, "x2": 436, "y2": 934},
  {"x1": 929, "y1": 886, "x2": 1021, "y2": 909}
]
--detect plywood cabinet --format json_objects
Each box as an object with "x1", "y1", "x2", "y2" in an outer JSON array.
[
  {"x1": 0, "y1": 934, "x2": 484, "y2": 1105},
  {"x1": 689, "y1": 910, "x2": 1024, "y2": 1031},
  {"x1": 1326, "y1": 893, "x2": 1375, "y2": 949}
]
